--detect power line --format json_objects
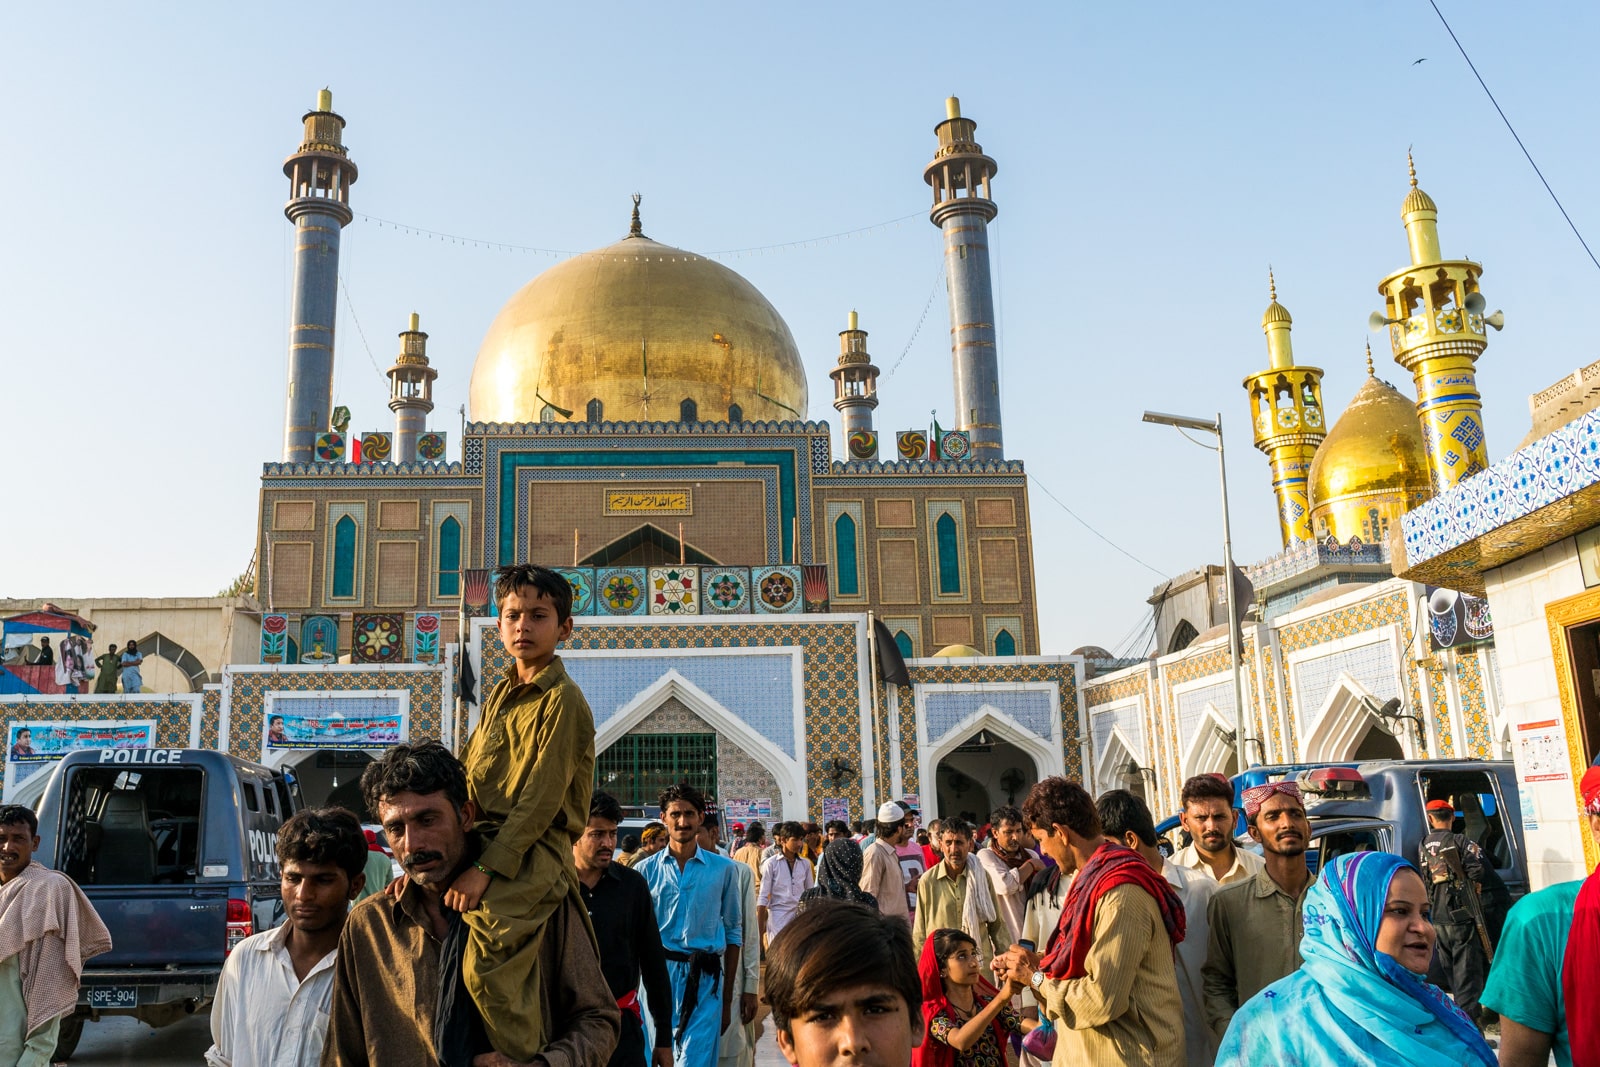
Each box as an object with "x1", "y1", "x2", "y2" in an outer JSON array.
[
  {"x1": 337, "y1": 273, "x2": 388, "y2": 382},
  {"x1": 1427, "y1": 0, "x2": 1600, "y2": 273},
  {"x1": 1027, "y1": 472, "x2": 1170, "y2": 579},
  {"x1": 885, "y1": 256, "x2": 947, "y2": 380}
]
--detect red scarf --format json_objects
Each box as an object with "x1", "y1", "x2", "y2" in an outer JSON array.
[
  {"x1": 1564, "y1": 866, "x2": 1600, "y2": 1066},
  {"x1": 1039, "y1": 841, "x2": 1185, "y2": 980},
  {"x1": 912, "y1": 933, "x2": 1008, "y2": 1067}
]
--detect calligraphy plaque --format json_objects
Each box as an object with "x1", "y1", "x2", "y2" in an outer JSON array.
[{"x1": 603, "y1": 488, "x2": 692, "y2": 515}]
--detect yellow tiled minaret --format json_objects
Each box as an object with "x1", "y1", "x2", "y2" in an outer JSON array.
[
  {"x1": 1376, "y1": 153, "x2": 1494, "y2": 491},
  {"x1": 1242, "y1": 272, "x2": 1326, "y2": 547}
]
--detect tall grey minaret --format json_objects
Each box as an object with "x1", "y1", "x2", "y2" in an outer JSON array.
[
  {"x1": 923, "y1": 96, "x2": 1002, "y2": 458},
  {"x1": 388, "y1": 313, "x2": 436, "y2": 462},
  {"x1": 281, "y1": 89, "x2": 358, "y2": 463}
]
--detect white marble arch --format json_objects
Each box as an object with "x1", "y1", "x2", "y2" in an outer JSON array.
[
  {"x1": 1095, "y1": 725, "x2": 1143, "y2": 793},
  {"x1": 595, "y1": 668, "x2": 807, "y2": 819},
  {"x1": 1301, "y1": 673, "x2": 1419, "y2": 762},
  {"x1": 918, "y1": 700, "x2": 1063, "y2": 820}
]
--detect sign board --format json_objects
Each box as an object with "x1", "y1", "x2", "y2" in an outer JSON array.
[
  {"x1": 4, "y1": 720, "x2": 155, "y2": 795},
  {"x1": 1515, "y1": 719, "x2": 1569, "y2": 782},
  {"x1": 821, "y1": 796, "x2": 851, "y2": 824},
  {"x1": 723, "y1": 798, "x2": 772, "y2": 824},
  {"x1": 263, "y1": 694, "x2": 408, "y2": 753}
]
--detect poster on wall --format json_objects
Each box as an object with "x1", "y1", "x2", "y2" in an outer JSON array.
[
  {"x1": 723, "y1": 798, "x2": 772, "y2": 824},
  {"x1": 1423, "y1": 586, "x2": 1494, "y2": 651},
  {"x1": 1514, "y1": 719, "x2": 1569, "y2": 782},
  {"x1": 821, "y1": 796, "x2": 851, "y2": 824},
  {"x1": 264, "y1": 702, "x2": 405, "y2": 750},
  {"x1": 4, "y1": 720, "x2": 155, "y2": 793}
]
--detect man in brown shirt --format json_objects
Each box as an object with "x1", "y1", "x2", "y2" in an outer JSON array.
[
  {"x1": 323, "y1": 742, "x2": 618, "y2": 1067},
  {"x1": 1200, "y1": 781, "x2": 1313, "y2": 1041}
]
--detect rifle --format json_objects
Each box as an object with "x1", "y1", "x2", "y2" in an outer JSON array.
[{"x1": 1440, "y1": 842, "x2": 1494, "y2": 962}]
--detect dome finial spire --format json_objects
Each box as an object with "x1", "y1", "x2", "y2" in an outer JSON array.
[
  {"x1": 1365, "y1": 340, "x2": 1375, "y2": 377},
  {"x1": 1268, "y1": 267, "x2": 1277, "y2": 303},
  {"x1": 628, "y1": 193, "x2": 645, "y2": 239},
  {"x1": 1407, "y1": 147, "x2": 1418, "y2": 189}
]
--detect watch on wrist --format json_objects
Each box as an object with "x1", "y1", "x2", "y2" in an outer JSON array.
[{"x1": 1031, "y1": 969, "x2": 1045, "y2": 990}]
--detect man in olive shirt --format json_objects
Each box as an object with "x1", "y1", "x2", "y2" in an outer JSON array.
[
  {"x1": 324, "y1": 742, "x2": 618, "y2": 1067},
  {"x1": 1201, "y1": 781, "x2": 1313, "y2": 1041},
  {"x1": 911, "y1": 816, "x2": 1009, "y2": 961}
]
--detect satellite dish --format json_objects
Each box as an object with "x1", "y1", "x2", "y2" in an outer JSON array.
[
  {"x1": 1485, "y1": 310, "x2": 1505, "y2": 331},
  {"x1": 1368, "y1": 310, "x2": 1393, "y2": 332},
  {"x1": 1463, "y1": 292, "x2": 1486, "y2": 315}
]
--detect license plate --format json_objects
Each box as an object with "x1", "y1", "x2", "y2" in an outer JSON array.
[{"x1": 86, "y1": 986, "x2": 137, "y2": 1009}]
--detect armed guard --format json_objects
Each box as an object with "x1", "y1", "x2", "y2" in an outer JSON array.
[{"x1": 1419, "y1": 797, "x2": 1495, "y2": 1026}]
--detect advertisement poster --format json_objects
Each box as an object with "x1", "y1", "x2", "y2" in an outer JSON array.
[
  {"x1": 1515, "y1": 719, "x2": 1569, "y2": 782},
  {"x1": 264, "y1": 704, "x2": 405, "y2": 750},
  {"x1": 723, "y1": 798, "x2": 772, "y2": 824},
  {"x1": 5, "y1": 720, "x2": 155, "y2": 792},
  {"x1": 821, "y1": 796, "x2": 851, "y2": 825}
]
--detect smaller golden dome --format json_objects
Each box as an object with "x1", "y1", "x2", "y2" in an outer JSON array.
[
  {"x1": 1307, "y1": 373, "x2": 1433, "y2": 542},
  {"x1": 1261, "y1": 301, "x2": 1292, "y2": 328},
  {"x1": 932, "y1": 643, "x2": 984, "y2": 658}
]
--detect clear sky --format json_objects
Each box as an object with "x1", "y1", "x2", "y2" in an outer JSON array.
[{"x1": 3, "y1": 3, "x2": 1596, "y2": 655}]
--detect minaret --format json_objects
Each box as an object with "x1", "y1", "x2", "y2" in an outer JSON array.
[
  {"x1": 388, "y1": 313, "x2": 437, "y2": 462},
  {"x1": 830, "y1": 310, "x2": 880, "y2": 459},
  {"x1": 281, "y1": 89, "x2": 358, "y2": 463},
  {"x1": 1376, "y1": 153, "x2": 1492, "y2": 491},
  {"x1": 1241, "y1": 273, "x2": 1326, "y2": 547},
  {"x1": 924, "y1": 97, "x2": 1002, "y2": 459}
]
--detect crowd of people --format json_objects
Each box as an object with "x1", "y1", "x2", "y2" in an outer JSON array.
[{"x1": 1, "y1": 561, "x2": 1598, "y2": 1067}]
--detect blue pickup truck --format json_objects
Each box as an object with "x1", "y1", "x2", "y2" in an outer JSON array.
[{"x1": 31, "y1": 748, "x2": 300, "y2": 1059}]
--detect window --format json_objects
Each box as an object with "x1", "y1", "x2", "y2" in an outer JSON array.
[
  {"x1": 680, "y1": 398, "x2": 698, "y2": 423},
  {"x1": 1168, "y1": 619, "x2": 1199, "y2": 653},
  {"x1": 596, "y1": 733, "x2": 717, "y2": 807},
  {"x1": 332, "y1": 515, "x2": 357, "y2": 598},
  {"x1": 834, "y1": 514, "x2": 859, "y2": 596},
  {"x1": 540, "y1": 404, "x2": 558, "y2": 423},
  {"x1": 437, "y1": 516, "x2": 462, "y2": 597},
  {"x1": 586, "y1": 398, "x2": 603, "y2": 422},
  {"x1": 895, "y1": 631, "x2": 914, "y2": 660},
  {"x1": 728, "y1": 403, "x2": 743, "y2": 423},
  {"x1": 994, "y1": 629, "x2": 1016, "y2": 656},
  {"x1": 936, "y1": 513, "x2": 960, "y2": 594}
]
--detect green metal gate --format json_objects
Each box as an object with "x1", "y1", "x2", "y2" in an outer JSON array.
[{"x1": 595, "y1": 733, "x2": 718, "y2": 808}]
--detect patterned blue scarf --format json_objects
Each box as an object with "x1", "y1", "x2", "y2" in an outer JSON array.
[{"x1": 1217, "y1": 851, "x2": 1495, "y2": 1066}]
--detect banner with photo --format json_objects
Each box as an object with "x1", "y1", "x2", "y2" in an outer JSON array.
[
  {"x1": 1423, "y1": 586, "x2": 1494, "y2": 652},
  {"x1": 264, "y1": 698, "x2": 406, "y2": 750},
  {"x1": 4, "y1": 720, "x2": 156, "y2": 794}
]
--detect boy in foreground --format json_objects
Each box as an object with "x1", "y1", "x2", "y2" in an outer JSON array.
[
  {"x1": 763, "y1": 900, "x2": 922, "y2": 1067},
  {"x1": 445, "y1": 564, "x2": 599, "y2": 1062}
]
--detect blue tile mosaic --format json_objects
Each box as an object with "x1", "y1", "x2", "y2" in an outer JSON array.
[
  {"x1": 924, "y1": 688, "x2": 1055, "y2": 745},
  {"x1": 556, "y1": 568, "x2": 595, "y2": 615},
  {"x1": 596, "y1": 568, "x2": 649, "y2": 616},
  {"x1": 565, "y1": 652, "x2": 798, "y2": 756},
  {"x1": 647, "y1": 566, "x2": 701, "y2": 616}
]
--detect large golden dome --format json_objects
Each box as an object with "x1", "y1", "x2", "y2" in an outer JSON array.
[
  {"x1": 1307, "y1": 373, "x2": 1433, "y2": 544},
  {"x1": 469, "y1": 229, "x2": 808, "y2": 424}
]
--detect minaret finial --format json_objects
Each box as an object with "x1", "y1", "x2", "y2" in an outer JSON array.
[
  {"x1": 1407, "y1": 147, "x2": 1418, "y2": 189},
  {"x1": 628, "y1": 193, "x2": 644, "y2": 238},
  {"x1": 1365, "y1": 340, "x2": 1375, "y2": 377},
  {"x1": 1268, "y1": 267, "x2": 1277, "y2": 303}
]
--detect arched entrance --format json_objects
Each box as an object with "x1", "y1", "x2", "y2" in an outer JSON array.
[
  {"x1": 1351, "y1": 723, "x2": 1404, "y2": 760},
  {"x1": 933, "y1": 734, "x2": 1039, "y2": 825},
  {"x1": 266, "y1": 750, "x2": 378, "y2": 822},
  {"x1": 1303, "y1": 674, "x2": 1417, "y2": 761}
]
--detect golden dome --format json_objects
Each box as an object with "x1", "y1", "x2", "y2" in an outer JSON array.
[
  {"x1": 469, "y1": 232, "x2": 808, "y2": 424},
  {"x1": 1307, "y1": 373, "x2": 1433, "y2": 542},
  {"x1": 932, "y1": 643, "x2": 984, "y2": 658},
  {"x1": 1261, "y1": 300, "x2": 1292, "y2": 327}
]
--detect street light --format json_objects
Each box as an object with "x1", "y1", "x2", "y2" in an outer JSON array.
[{"x1": 1142, "y1": 409, "x2": 1250, "y2": 772}]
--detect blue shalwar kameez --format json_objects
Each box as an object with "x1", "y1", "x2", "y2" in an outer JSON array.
[{"x1": 639, "y1": 845, "x2": 744, "y2": 1067}]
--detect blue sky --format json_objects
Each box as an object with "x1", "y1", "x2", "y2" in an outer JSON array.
[{"x1": 3, "y1": 3, "x2": 1596, "y2": 654}]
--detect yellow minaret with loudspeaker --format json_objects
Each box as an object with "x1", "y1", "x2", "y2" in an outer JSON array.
[
  {"x1": 1374, "y1": 153, "x2": 1500, "y2": 492},
  {"x1": 1242, "y1": 272, "x2": 1326, "y2": 547}
]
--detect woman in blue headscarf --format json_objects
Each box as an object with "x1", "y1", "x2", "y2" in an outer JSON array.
[{"x1": 1216, "y1": 851, "x2": 1495, "y2": 1066}]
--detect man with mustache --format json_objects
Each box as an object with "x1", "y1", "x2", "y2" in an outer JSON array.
[
  {"x1": 1200, "y1": 781, "x2": 1314, "y2": 1041},
  {"x1": 1172, "y1": 774, "x2": 1262, "y2": 886},
  {"x1": 574, "y1": 790, "x2": 673, "y2": 1067},
  {"x1": 322, "y1": 741, "x2": 618, "y2": 1066}
]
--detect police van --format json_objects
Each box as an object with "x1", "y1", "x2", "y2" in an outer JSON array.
[{"x1": 31, "y1": 748, "x2": 300, "y2": 1059}]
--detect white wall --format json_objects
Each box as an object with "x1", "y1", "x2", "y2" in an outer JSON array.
[{"x1": 1482, "y1": 537, "x2": 1590, "y2": 889}]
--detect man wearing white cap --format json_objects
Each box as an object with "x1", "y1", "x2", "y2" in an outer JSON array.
[{"x1": 858, "y1": 801, "x2": 915, "y2": 923}]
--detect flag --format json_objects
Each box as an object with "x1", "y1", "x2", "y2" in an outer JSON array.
[
  {"x1": 930, "y1": 417, "x2": 945, "y2": 460},
  {"x1": 873, "y1": 618, "x2": 911, "y2": 686}
]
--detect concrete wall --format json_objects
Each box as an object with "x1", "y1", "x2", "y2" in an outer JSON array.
[{"x1": 1482, "y1": 537, "x2": 1592, "y2": 888}]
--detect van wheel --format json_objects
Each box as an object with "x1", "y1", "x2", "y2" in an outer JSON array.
[{"x1": 53, "y1": 1014, "x2": 86, "y2": 1060}]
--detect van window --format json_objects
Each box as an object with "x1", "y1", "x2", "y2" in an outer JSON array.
[
  {"x1": 243, "y1": 782, "x2": 260, "y2": 813},
  {"x1": 61, "y1": 766, "x2": 205, "y2": 885},
  {"x1": 1307, "y1": 826, "x2": 1387, "y2": 876},
  {"x1": 1419, "y1": 770, "x2": 1512, "y2": 874},
  {"x1": 262, "y1": 778, "x2": 280, "y2": 819}
]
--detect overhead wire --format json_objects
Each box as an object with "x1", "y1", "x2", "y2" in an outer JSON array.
[
  {"x1": 1426, "y1": 0, "x2": 1600, "y2": 273},
  {"x1": 1027, "y1": 472, "x2": 1170, "y2": 580}
]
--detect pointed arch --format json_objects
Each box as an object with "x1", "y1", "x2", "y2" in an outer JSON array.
[
  {"x1": 993, "y1": 629, "x2": 1016, "y2": 656},
  {"x1": 894, "y1": 630, "x2": 914, "y2": 660},
  {"x1": 332, "y1": 515, "x2": 357, "y2": 598},
  {"x1": 834, "y1": 513, "x2": 859, "y2": 596},
  {"x1": 920, "y1": 703, "x2": 1063, "y2": 818},
  {"x1": 437, "y1": 516, "x2": 462, "y2": 598},
  {"x1": 586, "y1": 398, "x2": 604, "y2": 422},
  {"x1": 679, "y1": 398, "x2": 698, "y2": 423},
  {"x1": 1181, "y1": 705, "x2": 1238, "y2": 780},
  {"x1": 935, "y1": 513, "x2": 960, "y2": 593},
  {"x1": 1168, "y1": 619, "x2": 1199, "y2": 653},
  {"x1": 1302, "y1": 673, "x2": 1418, "y2": 762}
]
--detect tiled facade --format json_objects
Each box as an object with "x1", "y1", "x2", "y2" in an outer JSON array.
[{"x1": 0, "y1": 695, "x2": 204, "y2": 801}]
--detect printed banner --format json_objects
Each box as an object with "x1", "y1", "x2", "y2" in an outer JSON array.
[
  {"x1": 5, "y1": 721, "x2": 156, "y2": 790},
  {"x1": 1424, "y1": 586, "x2": 1493, "y2": 651},
  {"x1": 265, "y1": 705, "x2": 404, "y2": 750},
  {"x1": 723, "y1": 798, "x2": 773, "y2": 824},
  {"x1": 412, "y1": 613, "x2": 441, "y2": 663},
  {"x1": 260, "y1": 614, "x2": 289, "y2": 664},
  {"x1": 821, "y1": 796, "x2": 851, "y2": 824}
]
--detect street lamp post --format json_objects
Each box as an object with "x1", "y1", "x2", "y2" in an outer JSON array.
[{"x1": 1143, "y1": 410, "x2": 1250, "y2": 773}]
